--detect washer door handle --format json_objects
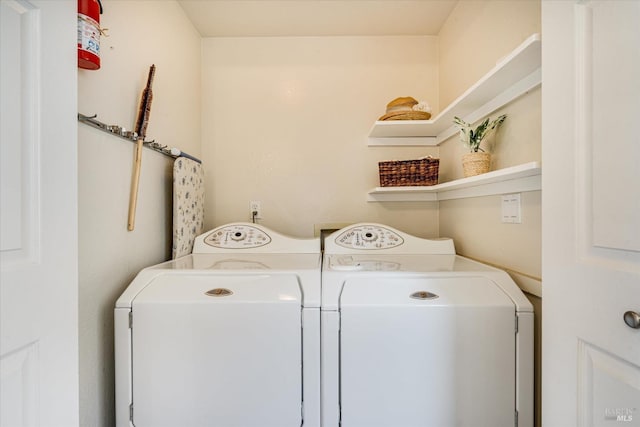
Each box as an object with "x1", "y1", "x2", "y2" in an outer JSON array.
[
  {"x1": 205, "y1": 288, "x2": 233, "y2": 297},
  {"x1": 623, "y1": 311, "x2": 640, "y2": 329},
  {"x1": 410, "y1": 291, "x2": 438, "y2": 300}
]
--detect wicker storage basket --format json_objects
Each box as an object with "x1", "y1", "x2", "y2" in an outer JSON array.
[{"x1": 378, "y1": 157, "x2": 439, "y2": 187}]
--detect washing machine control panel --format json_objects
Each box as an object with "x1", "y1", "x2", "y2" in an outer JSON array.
[
  {"x1": 203, "y1": 225, "x2": 272, "y2": 249},
  {"x1": 334, "y1": 225, "x2": 404, "y2": 249}
]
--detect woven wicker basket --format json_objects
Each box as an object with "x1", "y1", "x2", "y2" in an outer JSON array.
[{"x1": 378, "y1": 157, "x2": 439, "y2": 187}]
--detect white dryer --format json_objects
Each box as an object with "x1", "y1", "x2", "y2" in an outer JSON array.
[
  {"x1": 115, "y1": 223, "x2": 321, "y2": 427},
  {"x1": 321, "y1": 223, "x2": 533, "y2": 427}
]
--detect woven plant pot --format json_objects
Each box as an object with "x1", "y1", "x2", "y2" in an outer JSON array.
[{"x1": 462, "y1": 152, "x2": 491, "y2": 177}]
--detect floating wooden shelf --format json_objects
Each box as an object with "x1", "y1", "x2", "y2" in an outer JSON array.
[
  {"x1": 368, "y1": 33, "x2": 541, "y2": 146},
  {"x1": 367, "y1": 162, "x2": 541, "y2": 202}
]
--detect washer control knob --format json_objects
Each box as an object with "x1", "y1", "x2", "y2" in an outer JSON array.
[
  {"x1": 362, "y1": 231, "x2": 378, "y2": 242},
  {"x1": 334, "y1": 225, "x2": 404, "y2": 249},
  {"x1": 230, "y1": 231, "x2": 246, "y2": 241}
]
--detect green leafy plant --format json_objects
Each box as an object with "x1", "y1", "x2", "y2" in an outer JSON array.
[{"x1": 453, "y1": 115, "x2": 506, "y2": 152}]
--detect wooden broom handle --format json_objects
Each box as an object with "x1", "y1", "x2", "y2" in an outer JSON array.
[
  {"x1": 128, "y1": 64, "x2": 155, "y2": 231},
  {"x1": 127, "y1": 139, "x2": 143, "y2": 231}
]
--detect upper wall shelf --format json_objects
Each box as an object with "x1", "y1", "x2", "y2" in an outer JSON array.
[
  {"x1": 367, "y1": 162, "x2": 541, "y2": 202},
  {"x1": 368, "y1": 33, "x2": 541, "y2": 147}
]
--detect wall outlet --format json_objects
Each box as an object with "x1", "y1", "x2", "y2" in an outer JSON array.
[{"x1": 250, "y1": 201, "x2": 262, "y2": 219}]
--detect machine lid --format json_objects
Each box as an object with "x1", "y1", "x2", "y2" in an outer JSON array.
[
  {"x1": 324, "y1": 223, "x2": 455, "y2": 255},
  {"x1": 132, "y1": 274, "x2": 301, "y2": 305},
  {"x1": 339, "y1": 276, "x2": 514, "y2": 308},
  {"x1": 192, "y1": 222, "x2": 319, "y2": 254}
]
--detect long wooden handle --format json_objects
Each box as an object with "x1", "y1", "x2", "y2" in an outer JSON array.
[
  {"x1": 128, "y1": 65, "x2": 155, "y2": 231},
  {"x1": 127, "y1": 139, "x2": 144, "y2": 231}
]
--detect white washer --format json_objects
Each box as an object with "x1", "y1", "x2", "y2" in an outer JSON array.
[
  {"x1": 115, "y1": 223, "x2": 321, "y2": 427},
  {"x1": 321, "y1": 223, "x2": 534, "y2": 427}
]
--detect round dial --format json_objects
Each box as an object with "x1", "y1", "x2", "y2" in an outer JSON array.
[
  {"x1": 203, "y1": 225, "x2": 271, "y2": 249},
  {"x1": 361, "y1": 231, "x2": 378, "y2": 242},
  {"x1": 334, "y1": 225, "x2": 404, "y2": 249},
  {"x1": 230, "y1": 231, "x2": 246, "y2": 241}
]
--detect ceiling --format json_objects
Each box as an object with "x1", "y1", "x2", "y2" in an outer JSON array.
[{"x1": 177, "y1": 0, "x2": 459, "y2": 37}]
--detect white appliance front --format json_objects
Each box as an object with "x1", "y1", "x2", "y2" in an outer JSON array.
[
  {"x1": 115, "y1": 223, "x2": 321, "y2": 427},
  {"x1": 132, "y1": 274, "x2": 301, "y2": 427},
  {"x1": 340, "y1": 277, "x2": 515, "y2": 427},
  {"x1": 321, "y1": 223, "x2": 534, "y2": 427}
]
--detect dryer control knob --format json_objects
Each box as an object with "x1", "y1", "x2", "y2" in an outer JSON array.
[
  {"x1": 230, "y1": 231, "x2": 246, "y2": 241},
  {"x1": 362, "y1": 231, "x2": 378, "y2": 242}
]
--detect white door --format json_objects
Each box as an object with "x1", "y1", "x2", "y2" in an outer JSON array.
[
  {"x1": 0, "y1": 1, "x2": 78, "y2": 426},
  {"x1": 542, "y1": 1, "x2": 640, "y2": 427}
]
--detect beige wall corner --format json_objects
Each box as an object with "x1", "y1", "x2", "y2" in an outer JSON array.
[{"x1": 438, "y1": 0, "x2": 541, "y2": 108}]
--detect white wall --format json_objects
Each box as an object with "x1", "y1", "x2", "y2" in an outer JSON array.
[
  {"x1": 437, "y1": 0, "x2": 541, "y2": 279},
  {"x1": 438, "y1": 0, "x2": 541, "y2": 108},
  {"x1": 77, "y1": 2, "x2": 200, "y2": 426},
  {"x1": 78, "y1": 2, "x2": 202, "y2": 157},
  {"x1": 201, "y1": 36, "x2": 441, "y2": 238}
]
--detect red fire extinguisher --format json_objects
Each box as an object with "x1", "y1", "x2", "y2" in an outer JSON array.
[{"x1": 77, "y1": 0, "x2": 103, "y2": 70}]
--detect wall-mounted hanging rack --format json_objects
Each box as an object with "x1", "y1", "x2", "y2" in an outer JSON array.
[{"x1": 78, "y1": 113, "x2": 201, "y2": 163}]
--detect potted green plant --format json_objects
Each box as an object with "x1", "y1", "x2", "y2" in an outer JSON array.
[{"x1": 453, "y1": 115, "x2": 506, "y2": 177}]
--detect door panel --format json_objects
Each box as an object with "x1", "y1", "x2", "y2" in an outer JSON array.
[
  {"x1": 587, "y1": 1, "x2": 640, "y2": 252},
  {"x1": 542, "y1": 2, "x2": 640, "y2": 427},
  {"x1": 0, "y1": 343, "x2": 38, "y2": 427},
  {"x1": 578, "y1": 341, "x2": 640, "y2": 425},
  {"x1": 0, "y1": 1, "x2": 78, "y2": 426},
  {"x1": 1, "y1": 5, "x2": 41, "y2": 423},
  {"x1": 0, "y1": 1, "x2": 39, "y2": 265}
]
